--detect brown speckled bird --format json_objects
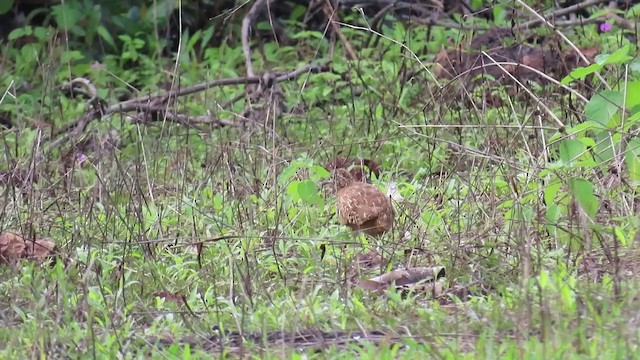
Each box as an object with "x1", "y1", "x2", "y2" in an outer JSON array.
[
  {"x1": 325, "y1": 157, "x2": 381, "y2": 182},
  {"x1": 332, "y1": 168, "x2": 394, "y2": 237}
]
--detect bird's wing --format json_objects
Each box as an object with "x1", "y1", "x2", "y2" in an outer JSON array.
[{"x1": 337, "y1": 185, "x2": 389, "y2": 226}]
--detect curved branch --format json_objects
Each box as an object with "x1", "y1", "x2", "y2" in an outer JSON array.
[{"x1": 242, "y1": 0, "x2": 270, "y2": 77}]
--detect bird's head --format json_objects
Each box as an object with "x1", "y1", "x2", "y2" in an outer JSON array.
[{"x1": 331, "y1": 168, "x2": 355, "y2": 191}]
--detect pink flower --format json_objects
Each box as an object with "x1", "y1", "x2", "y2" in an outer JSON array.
[
  {"x1": 600, "y1": 22, "x2": 612, "y2": 32},
  {"x1": 76, "y1": 153, "x2": 88, "y2": 165}
]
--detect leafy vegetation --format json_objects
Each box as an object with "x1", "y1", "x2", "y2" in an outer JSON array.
[{"x1": 1, "y1": 0, "x2": 640, "y2": 358}]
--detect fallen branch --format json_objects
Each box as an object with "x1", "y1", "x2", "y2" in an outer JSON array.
[
  {"x1": 50, "y1": 62, "x2": 330, "y2": 148},
  {"x1": 242, "y1": 0, "x2": 271, "y2": 77},
  {"x1": 322, "y1": 0, "x2": 358, "y2": 61}
]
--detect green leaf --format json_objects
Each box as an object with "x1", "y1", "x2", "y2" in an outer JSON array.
[
  {"x1": 537, "y1": 269, "x2": 550, "y2": 289},
  {"x1": 97, "y1": 25, "x2": 116, "y2": 49},
  {"x1": 622, "y1": 81, "x2": 640, "y2": 109},
  {"x1": 492, "y1": 4, "x2": 508, "y2": 26},
  {"x1": 565, "y1": 120, "x2": 607, "y2": 137},
  {"x1": 291, "y1": 31, "x2": 324, "y2": 40},
  {"x1": 289, "y1": 5, "x2": 306, "y2": 21},
  {"x1": 279, "y1": 162, "x2": 303, "y2": 185},
  {"x1": 201, "y1": 26, "x2": 214, "y2": 50},
  {"x1": 614, "y1": 227, "x2": 628, "y2": 246},
  {"x1": 593, "y1": 131, "x2": 618, "y2": 164},
  {"x1": 296, "y1": 180, "x2": 321, "y2": 205},
  {"x1": 33, "y1": 27, "x2": 49, "y2": 41},
  {"x1": 577, "y1": 137, "x2": 596, "y2": 148},
  {"x1": 544, "y1": 181, "x2": 562, "y2": 205},
  {"x1": 625, "y1": 138, "x2": 640, "y2": 185},
  {"x1": 624, "y1": 114, "x2": 640, "y2": 133},
  {"x1": 569, "y1": 178, "x2": 599, "y2": 220},
  {"x1": 559, "y1": 139, "x2": 585, "y2": 164},
  {"x1": 561, "y1": 63, "x2": 602, "y2": 85},
  {"x1": 310, "y1": 164, "x2": 330, "y2": 179},
  {"x1": 256, "y1": 21, "x2": 272, "y2": 31},
  {"x1": 596, "y1": 44, "x2": 632, "y2": 65},
  {"x1": 8, "y1": 27, "x2": 27, "y2": 41},
  {"x1": 0, "y1": 0, "x2": 13, "y2": 15},
  {"x1": 52, "y1": 4, "x2": 81, "y2": 30},
  {"x1": 584, "y1": 90, "x2": 624, "y2": 126}
]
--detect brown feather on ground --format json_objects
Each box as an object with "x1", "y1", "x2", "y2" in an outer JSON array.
[{"x1": 332, "y1": 168, "x2": 393, "y2": 237}]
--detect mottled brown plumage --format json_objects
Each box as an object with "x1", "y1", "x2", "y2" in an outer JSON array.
[
  {"x1": 325, "y1": 157, "x2": 381, "y2": 182},
  {"x1": 332, "y1": 168, "x2": 393, "y2": 237}
]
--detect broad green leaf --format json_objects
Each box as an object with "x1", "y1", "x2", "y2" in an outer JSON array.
[
  {"x1": 564, "y1": 121, "x2": 608, "y2": 138},
  {"x1": 626, "y1": 137, "x2": 640, "y2": 157},
  {"x1": 310, "y1": 165, "x2": 330, "y2": 179},
  {"x1": 296, "y1": 180, "x2": 322, "y2": 206},
  {"x1": 614, "y1": 227, "x2": 629, "y2": 246},
  {"x1": 279, "y1": 162, "x2": 303, "y2": 184},
  {"x1": 296, "y1": 180, "x2": 318, "y2": 200},
  {"x1": 97, "y1": 25, "x2": 116, "y2": 49},
  {"x1": 561, "y1": 63, "x2": 602, "y2": 85},
  {"x1": 577, "y1": 137, "x2": 596, "y2": 148},
  {"x1": 33, "y1": 27, "x2": 49, "y2": 41},
  {"x1": 492, "y1": 4, "x2": 508, "y2": 26},
  {"x1": 569, "y1": 178, "x2": 599, "y2": 220},
  {"x1": 559, "y1": 139, "x2": 585, "y2": 163},
  {"x1": 545, "y1": 203, "x2": 562, "y2": 232},
  {"x1": 544, "y1": 181, "x2": 562, "y2": 205},
  {"x1": 289, "y1": 5, "x2": 306, "y2": 21},
  {"x1": 595, "y1": 44, "x2": 632, "y2": 65},
  {"x1": 8, "y1": 27, "x2": 27, "y2": 41},
  {"x1": 186, "y1": 30, "x2": 200, "y2": 52},
  {"x1": 622, "y1": 81, "x2": 640, "y2": 109},
  {"x1": 0, "y1": 0, "x2": 13, "y2": 15},
  {"x1": 521, "y1": 205, "x2": 534, "y2": 223},
  {"x1": 291, "y1": 31, "x2": 324, "y2": 39},
  {"x1": 626, "y1": 154, "x2": 640, "y2": 184},
  {"x1": 593, "y1": 132, "x2": 618, "y2": 164},
  {"x1": 625, "y1": 138, "x2": 640, "y2": 184},
  {"x1": 537, "y1": 269, "x2": 549, "y2": 289},
  {"x1": 201, "y1": 27, "x2": 214, "y2": 51},
  {"x1": 584, "y1": 90, "x2": 624, "y2": 126},
  {"x1": 625, "y1": 113, "x2": 640, "y2": 132},
  {"x1": 286, "y1": 181, "x2": 299, "y2": 197},
  {"x1": 549, "y1": 130, "x2": 566, "y2": 143},
  {"x1": 52, "y1": 4, "x2": 81, "y2": 29}
]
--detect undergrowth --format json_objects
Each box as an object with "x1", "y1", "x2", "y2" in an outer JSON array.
[{"x1": 1, "y1": 2, "x2": 640, "y2": 359}]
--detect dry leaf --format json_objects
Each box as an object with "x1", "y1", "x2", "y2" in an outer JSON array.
[
  {"x1": 0, "y1": 231, "x2": 57, "y2": 264},
  {"x1": 24, "y1": 238, "x2": 56, "y2": 261},
  {"x1": 358, "y1": 266, "x2": 446, "y2": 295},
  {"x1": 0, "y1": 231, "x2": 26, "y2": 263}
]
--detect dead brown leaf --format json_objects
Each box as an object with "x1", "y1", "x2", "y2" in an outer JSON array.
[
  {"x1": 24, "y1": 238, "x2": 57, "y2": 261},
  {"x1": 0, "y1": 231, "x2": 57, "y2": 264},
  {"x1": 0, "y1": 231, "x2": 26, "y2": 263}
]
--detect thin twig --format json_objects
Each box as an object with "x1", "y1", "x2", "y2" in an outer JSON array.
[
  {"x1": 515, "y1": 0, "x2": 608, "y2": 30},
  {"x1": 481, "y1": 52, "x2": 565, "y2": 129}
]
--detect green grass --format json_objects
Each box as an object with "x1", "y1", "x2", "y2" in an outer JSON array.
[{"x1": 1, "y1": 7, "x2": 640, "y2": 359}]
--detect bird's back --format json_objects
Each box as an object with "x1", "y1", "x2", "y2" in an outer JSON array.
[{"x1": 336, "y1": 182, "x2": 393, "y2": 236}]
